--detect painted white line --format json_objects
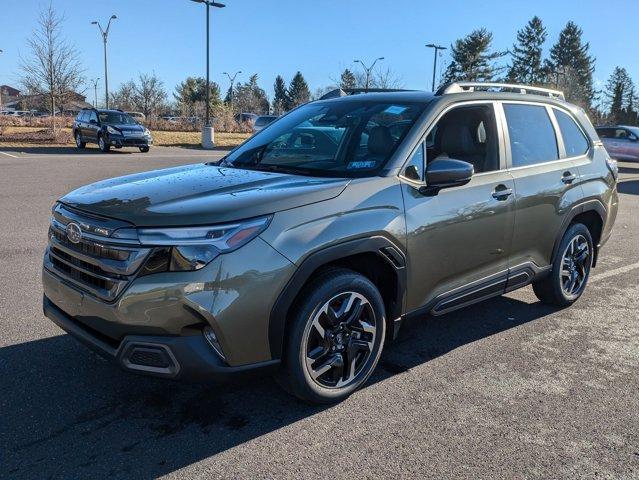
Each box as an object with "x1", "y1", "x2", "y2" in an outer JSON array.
[
  {"x1": 591, "y1": 260, "x2": 639, "y2": 283},
  {"x1": 0, "y1": 151, "x2": 19, "y2": 158}
]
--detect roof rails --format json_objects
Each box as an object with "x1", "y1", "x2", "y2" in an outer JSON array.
[
  {"x1": 319, "y1": 87, "x2": 413, "y2": 100},
  {"x1": 436, "y1": 82, "x2": 565, "y2": 100}
]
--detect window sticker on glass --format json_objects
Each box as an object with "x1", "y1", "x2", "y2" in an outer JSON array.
[
  {"x1": 383, "y1": 105, "x2": 408, "y2": 115},
  {"x1": 347, "y1": 160, "x2": 377, "y2": 169}
]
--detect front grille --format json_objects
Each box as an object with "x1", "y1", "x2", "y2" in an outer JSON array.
[
  {"x1": 46, "y1": 205, "x2": 151, "y2": 302},
  {"x1": 123, "y1": 138, "x2": 146, "y2": 145}
]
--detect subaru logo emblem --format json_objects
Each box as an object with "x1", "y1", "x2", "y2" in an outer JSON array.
[{"x1": 65, "y1": 222, "x2": 82, "y2": 244}]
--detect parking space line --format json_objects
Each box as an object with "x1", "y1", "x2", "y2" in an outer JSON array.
[
  {"x1": 591, "y1": 260, "x2": 639, "y2": 283},
  {"x1": 0, "y1": 151, "x2": 19, "y2": 158}
]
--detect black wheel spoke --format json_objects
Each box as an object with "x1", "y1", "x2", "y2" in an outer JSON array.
[{"x1": 560, "y1": 234, "x2": 590, "y2": 297}]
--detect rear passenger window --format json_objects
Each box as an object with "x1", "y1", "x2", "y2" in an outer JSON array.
[
  {"x1": 504, "y1": 104, "x2": 559, "y2": 167},
  {"x1": 554, "y1": 109, "x2": 589, "y2": 157}
]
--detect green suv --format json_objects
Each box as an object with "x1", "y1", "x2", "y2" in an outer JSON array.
[{"x1": 43, "y1": 82, "x2": 618, "y2": 403}]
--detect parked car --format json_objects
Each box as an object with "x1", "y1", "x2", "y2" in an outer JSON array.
[
  {"x1": 43, "y1": 83, "x2": 617, "y2": 404},
  {"x1": 235, "y1": 112, "x2": 259, "y2": 124},
  {"x1": 126, "y1": 111, "x2": 146, "y2": 121},
  {"x1": 253, "y1": 115, "x2": 278, "y2": 132},
  {"x1": 596, "y1": 125, "x2": 639, "y2": 162},
  {"x1": 72, "y1": 108, "x2": 153, "y2": 153}
]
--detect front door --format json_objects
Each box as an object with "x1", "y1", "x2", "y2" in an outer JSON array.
[{"x1": 401, "y1": 102, "x2": 515, "y2": 314}]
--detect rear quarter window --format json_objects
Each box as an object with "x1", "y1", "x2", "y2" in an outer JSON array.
[
  {"x1": 504, "y1": 104, "x2": 559, "y2": 167},
  {"x1": 554, "y1": 109, "x2": 590, "y2": 157}
]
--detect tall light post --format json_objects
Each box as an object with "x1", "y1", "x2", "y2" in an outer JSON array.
[
  {"x1": 190, "y1": 0, "x2": 225, "y2": 149},
  {"x1": 90, "y1": 78, "x2": 100, "y2": 107},
  {"x1": 223, "y1": 70, "x2": 241, "y2": 110},
  {"x1": 425, "y1": 43, "x2": 447, "y2": 91},
  {"x1": 354, "y1": 57, "x2": 384, "y2": 91},
  {"x1": 91, "y1": 15, "x2": 117, "y2": 109},
  {"x1": 0, "y1": 50, "x2": 3, "y2": 112}
]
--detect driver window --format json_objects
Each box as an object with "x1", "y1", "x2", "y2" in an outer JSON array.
[{"x1": 426, "y1": 104, "x2": 500, "y2": 173}]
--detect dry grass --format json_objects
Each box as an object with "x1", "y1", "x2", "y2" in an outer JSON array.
[{"x1": 0, "y1": 126, "x2": 251, "y2": 149}]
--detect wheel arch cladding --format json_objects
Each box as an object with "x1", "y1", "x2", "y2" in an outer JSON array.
[
  {"x1": 268, "y1": 236, "x2": 406, "y2": 360},
  {"x1": 553, "y1": 200, "x2": 605, "y2": 268}
]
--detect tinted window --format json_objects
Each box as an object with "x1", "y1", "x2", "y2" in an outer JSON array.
[
  {"x1": 554, "y1": 109, "x2": 589, "y2": 157},
  {"x1": 504, "y1": 104, "x2": 559, "y2": 167},
  {"x1": 88, "y1": 111, "x2": 98, "y2": 123},
  {"x1": 596, "y1": 128, "x2": 614, "y2": 139},
  {"x1": 427, "y1": 104, "x2": 500, "y2": 173},
  {"x1": 98, "y1": 111, "x2": 137, "y2": 125}
]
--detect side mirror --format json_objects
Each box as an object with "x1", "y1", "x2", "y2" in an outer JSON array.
[{"x1": 420, "y1": 158, "x2": 474, "y2": 196}]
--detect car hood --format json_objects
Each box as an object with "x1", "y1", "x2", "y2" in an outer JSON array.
[
  {"x1": 60, "y1": 163, "x2": 350, "y2": 227},
  {"x1": 108, "y1": 123, "x2": 144, "y2": 132}
]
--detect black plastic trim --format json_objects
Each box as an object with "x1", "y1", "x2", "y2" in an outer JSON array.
[{"x1": 268, "y1": 236, "x2": 407, "y2": 359}]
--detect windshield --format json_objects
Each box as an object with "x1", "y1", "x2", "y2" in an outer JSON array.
[
  {"x1": 628, "y1": 127, "x2": 639, "y2": 137},
  {"x1": 225, "y1": 100, "x2": 426, "y2": 177},
  {"x1": 99, "y1": 111, "x2": 138, "y2": 125}
]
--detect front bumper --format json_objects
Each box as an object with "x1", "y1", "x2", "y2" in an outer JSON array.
[
  {"x1": 107, "y1": 134, "x2": 153, "y2": 148},
  {"x1": 43, "y1": 296, "x2": 279, "y2": 380}
]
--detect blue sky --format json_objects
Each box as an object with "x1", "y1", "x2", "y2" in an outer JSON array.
[{"x1": 0, "y1": 0, "x2": 635, "y2": 104}]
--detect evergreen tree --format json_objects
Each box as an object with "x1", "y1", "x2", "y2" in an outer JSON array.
[
  {"x1": 444, "y1": 28, "x2": 505, "y2": 82},
  {"x1": 507, "y1": 16, "x2": 547, "y2": 84},
  {"x1": 174, "y1": 76, "x2": 220, "y2": 115},
  {"x1": 340, "y1": 69, "x2": 357, "y2": 90},
  {"x1": 272, "y1": 75, "x2": 288, "y2": 114},
  {"x1": 234, "y1": 74, "x2": 269, "y2": 114},
  {"x1": 604, "y1": 67, "x2": 638, "y2": 124},
  {"x1": 547, "y1": 21, "x2": 595, "y2": 108},
  {"x1": 287, "y1": 71, "x2": 311, "y2": 109}
]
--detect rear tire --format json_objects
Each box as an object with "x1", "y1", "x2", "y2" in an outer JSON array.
[
  {"x1": 278, "y1": 268, "x2": 386, "y2": 404},
  {"x1": 74, "y1": 131, "x2": 86, "y2": 149},
  {"x1": 139, "y1": 146, "x2": 150, "y2": 153},
  {"x1": 98, "y1": 134, "x2": 110, "y2": 153},
  {"x1": 532, "y1": 223, "x2": 593, "y2": 307}
]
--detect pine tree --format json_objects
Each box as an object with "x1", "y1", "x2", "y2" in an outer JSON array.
[
  {"x1": 272, "y1": 75, "x2": 288, "y2": 114},
  {"x1": 547, "y1": 21, "x2": 595, "y2": 108},
  {"x1": 340, "y1": 69, "x2": 357, "y2": 90},
  {"x1": 444, "y1": 28, "x2": 505, "y2": 82},
  {"x1": 234, "y1": 74, "x2": 269, "y2": 114},
  {"x1": 507, "y1": 16, "x2": 547, "y2": 84},
  {"x1": 287, "y1": 71, "x2": 311, "y2": 109},
  {"x1": 605, "y1": 67, "x2": 638, "y2": 124}
]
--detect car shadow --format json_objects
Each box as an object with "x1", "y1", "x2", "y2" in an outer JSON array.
[
  {"x1": 0, "y1": 146, "x2": 136, "y2": 155},
  {"x1": 618, "y1": 165, "x2": 639, "y2": 175},
  {"x1": 617, "y1": 179, "x2": 639, "y2": 195},
  {"x1": 1, "y1": 294, "x2": 556, "y2": 479}
]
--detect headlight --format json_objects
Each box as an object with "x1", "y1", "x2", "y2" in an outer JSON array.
[
  {"x1": 137, "y1": 216, "x2": 272, "y2": 272},
  {"x1": 144, "y1": 128, "x2": 152, "y2": 137},
  {"x1": 106, "y1": 125, "x2": 120, "y2": 135}
]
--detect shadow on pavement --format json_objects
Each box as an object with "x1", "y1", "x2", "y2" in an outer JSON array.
[
  {"x1": 618, "y1": 165, "x2": 639, "y2": 175},
  {"x1": 0, "y1": 146, "x2": 134, "y2": 155},
  {"x1": 1, "y1": 295, "x2": 556, "y2": 479},
  {"x1": 618, "y1": 179, "x2": 639, "y2": 195}
]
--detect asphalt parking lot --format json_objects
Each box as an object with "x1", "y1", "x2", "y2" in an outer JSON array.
[{"x1": 1, "y1": 145, "x2": 638, "y2": 479}]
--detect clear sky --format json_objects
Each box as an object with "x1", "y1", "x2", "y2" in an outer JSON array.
[{"x1": 0, "y1": 0, "x2": 635, "y2": 104}]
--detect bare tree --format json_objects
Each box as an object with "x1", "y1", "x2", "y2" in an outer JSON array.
[
  {"x1": 109, "y1": 80, "x2": 137, "y2": 111},
  {"x1": 19, "y1": 3, "x2": 84, "y2": 132},
  {"x1": 133, "y1": 73, "x2": 167, "y2": 117}
]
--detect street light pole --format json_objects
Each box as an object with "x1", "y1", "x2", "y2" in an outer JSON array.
[
  {"x1": 91, "y1": 15, "x2": 117, "y2": 109},
  {"x1": 0, "y1": 50, "x2": 3, "y2": 112},
  {"x1": 354, "y1": 57, "x2": 384, "y2": 91},
  {"x1": 90, "y1": 78, "x2": 100, "y2": 108},
  {"x1": 425, "y1": 44, "x2": 447, "y2": 91},
  {"x1": 223, "y1": 70, "x2": 242, "y2": 110},
  {"x1": 190, "y1": 0, "x2": 225, "y2": 148}
]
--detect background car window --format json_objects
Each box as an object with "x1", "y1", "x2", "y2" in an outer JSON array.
[
  {"x1": 88, "y1": 111, "x2": 98, "y2": 123},
  {"x1": 403, "y1": 142, "x2": 424, "y2": 181},
  {"x1": 504, "y1": 104, "x2": 559, "y2": 167},
  {"x1": 554, "y1": 109, "x2": 589, "y2": 157},
  {"x1": 596, "y1": 128, "x2": 614, "y2": 139},
  {"x1": 427, "y1": 104, "x2": 500, "y2": 173}
]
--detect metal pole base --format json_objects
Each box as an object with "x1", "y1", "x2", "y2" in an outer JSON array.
[{"x1": 201, "y1": 126, "x2": 215, "y2": 149}]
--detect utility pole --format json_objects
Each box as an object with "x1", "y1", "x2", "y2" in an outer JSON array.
[
  {"x1": 0, "y1": 50, "x2": 3, "y2": 112},
  {"x1": 91, "y1": 15, "x2": 117, "y2": 109},
  {"x1": 223, "y1": 70, "x2": 242, "y2": 110},
  {"x1": 354, "y1": 57, "x2": 384, "y2": 91},
  {"x1": 190, "y1": 0, "x2": 225, "y2": 149},
  {"x1": 425, "y1": 44, "x2": 447, "y2": 91},
  {"x1": 90, "y1": 78, "x2": 100, "y2": 107}
]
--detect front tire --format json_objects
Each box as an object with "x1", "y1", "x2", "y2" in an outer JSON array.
[
  {"x1": 74, "y1": 131, "x2": 86, "y2": 149},
  {"x1": 279, "y1": 268, "x2": 386, "y2": 404},
  {"x1": 98, "y1": 134, "x2": 110, "y2": 153},
  {"x1": 533, "y1": 223, "x2": 593, "y2": 306},
  {"x1": 139, "y1": 146, "x2": 150, "y2": 153}
]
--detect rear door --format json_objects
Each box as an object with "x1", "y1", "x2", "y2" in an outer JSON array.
[{"x1": 501, "y1": 102, "x2": 589, "y2": 272}]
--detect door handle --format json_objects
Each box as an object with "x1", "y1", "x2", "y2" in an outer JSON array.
[
  {"x1": 561, "y1": 171, "x2": 578, "y2": 184},
  {"x1": 492, "y1": 185, "x2": 513, "y2": 200}
]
